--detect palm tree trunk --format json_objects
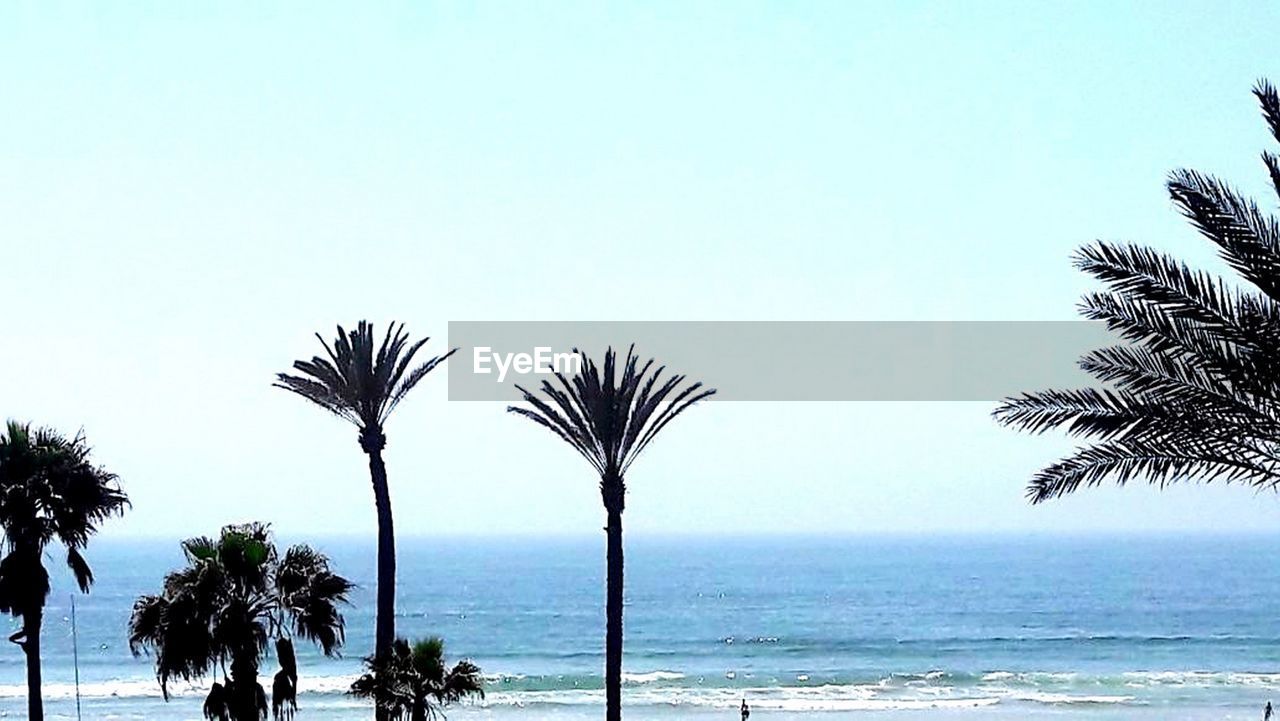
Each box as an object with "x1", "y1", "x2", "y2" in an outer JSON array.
[
  {"x1": 365, "y1": 442, "x2": 397, "y2": 721},
  {"x1": 23, "y1": 607, "x2": 42, "y2": 721},
  {"x1": 360, "y1": 427, "x2": 396, "y2": 721},
  {"x1": 605, "y1": 507, "x2": 624, "y2": 721},
  {"x1": 229, "y1": 653, "x2": 259, "y2": 721},
  {"x1": 367, "y1": 446, "x2": 396, "y2": 658}
]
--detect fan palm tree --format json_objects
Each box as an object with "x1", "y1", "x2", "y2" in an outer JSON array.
[
  {"x1": 350, "y1": 637, "x2": 484, "y2": 721},
  {"x1": 994, "y1": 80, "x2": 1280, "y2": 502},
  {"x1": 0, "y1": 421, "x2": 128, "y2": 721},
  {"x1": 274, "y1": 321, "x2": 454, "y2": 682},
  {"x1": 508, "y1": 346, "x2": 714, "y2": 721},
  {"x1": 128, "y1": 523, "x2": 353, "y2": 721}
]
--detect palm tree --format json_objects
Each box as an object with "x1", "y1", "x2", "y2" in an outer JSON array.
[
  {"x1": 129, "y1": 523, "x2": 353, "y2": 721},
  {"x1": 350, "y1": 637, "x2": 484, "y2": 721},
  {"x1": 508, "y1": 346, "x2": 714, "y2": 721},
  {"x1": 994, "y1": 80, "x2": 1280, "y2": 502},
  {"x1": 274, "y1": 321, "x2": 454, "y2": 681},
  {"x1": 0, "y1": 421, "x2": 128, "y2": 721}
]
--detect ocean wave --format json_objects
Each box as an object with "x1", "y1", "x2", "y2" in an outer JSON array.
[
  {"x1": 975, "y1": 670, "x2": 1280, "y2": 689},
  {"x1": 1119, "y1": 671, "x2": 1280, "y2": 687},
  {"x1": 890, "y1": 670, "x2": 949, "y2": 681},
  {"x1": 476, "y1": 685, "x2": 1002, "y2": 711},
  {"x1": 1009, "y1": 692, "x2": 1136, "y2": 705},
  {"x1": 621, "y1": 670, "x2": 685, "y2": 684},
  {"x1": 6, "y1": 668, "x2": 1271, "y2": 708},
  {"x1": 0, "y1": 675, "x2": 364, "y2": 701}
]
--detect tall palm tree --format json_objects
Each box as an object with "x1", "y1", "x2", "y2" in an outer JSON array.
[
  {"x1": 350, "y1": 636, "x2": 484, "y2": 721},
  {"x1": 508, "y1": 346, "x2": 714, "y2": 721},
  {"x1": 994, "y1": 80, "x2": 1280, "y2": 502},
  {"x1": 274, "y1": 321, "x2": 454, "y2": 680},
  {"x1": 0, "y1": 421, "x2": 128, "y2": 721},
  {"x1": 129, "y1": 522, "x2": 353, "y2": 721}
]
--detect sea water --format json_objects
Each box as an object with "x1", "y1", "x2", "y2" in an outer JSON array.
[{"x1": 3, "y1": 534, "x2": 1279, "y2": 720}]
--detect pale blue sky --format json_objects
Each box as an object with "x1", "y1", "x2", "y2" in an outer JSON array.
[{"x1": 3, "y1": 2, "x2": 1280, "y2": 537}]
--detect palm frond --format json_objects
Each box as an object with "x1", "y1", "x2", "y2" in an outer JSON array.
[
  {"x1": 129, "y1": 588, "x2": 214, "y2": 699},
  {"x1": 385, "y1": 348, "x2": 457, "y2": 422},
  {"x1": 1168, "y1": 168, "x2": 1280, "y2": 301},
  {"x1": 133, "y1": 525, "x2": 352, "y2": 711},
  {"x1": 1077, "y1": 292, "x2": 1270, "y2": 395},
  {"x1": 276, "y1": 544, "x2": 352, "y2": 656},
  {"x1": 272, "y1": 373, "x2": 360, "y2": 425},
  {"x1": 1077, "y1": 344, "x2": 1277, "y2": 422},
  {"x1": 508, "y1": 347, "x2": 715, "y2": 504},
  {"x1": 625, "y1": 380, "x2": 716, "y2": 473},
  {"x1": 1073, "y1": 242, "x2": 1242, "y2": 331},
  {"x1": 0, "y1": 422, "x2": 126, "y2": 623},
  {"x1": 439, "y1": 660, "x2": 485, "y2": 705},
  {"x1": 508, "y1": 387, "x2": 604, "y2": 473},
  {"x1": 1255, "y1": 79, "x2": 1280, "y2": 146},
  {"x1": 997, "y1": 82, "x2": 1280, "y2": 503},
  {"x1": 272, "y1": 638, "x2": 298, "y2": 721},
  {"x1": 202, "y1": 681, "x2": 231, "y2": 721},
  {"x1": 276, "y1": 322, "x2": 453, "y2": 436},
  {"x1": 65, "y1": 547, "x2": 93, "y2": 593},
  {"x1": 350, "y1": 636, "x2": 482, "y2": 720},
  {"x1": 1025, "y1": 436, "x2": 1279, "y2": 503},
  {"x1": 994, "y1": 388, "x2": 1144, "y2": 438}
]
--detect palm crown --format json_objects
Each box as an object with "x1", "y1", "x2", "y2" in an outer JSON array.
[
  {"x1": 995, "y1": 81, "x2": 1280, "y2": 503},
  {"x1": 128, "y1": 523, "x2": 353, "y2": 721},
  {"x1": 0, "y1": 420, "x2": 128, "y2": 616},
  {"x1": 274, "y1": 321, "x2": 456, "y2": 447},
  {"x1": 350, "y1": 636, "x2": 484, "y2": 721},
  {"x1": 508, "y1": 345, "x2": 716, "y2": 508}
]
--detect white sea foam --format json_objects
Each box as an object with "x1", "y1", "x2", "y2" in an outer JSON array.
[
  {"x1": 0, "y1": 675, "x2": 363, "y2": 701},
  {"x1": 0, "y1": 677, "x2": 997, "y2": 712},
  {"x1": 478, "y1": 684, "x2": 1000, "y2": 712},
  {"x1": 0, "y1": 679, "x2": 171, "y2": 700},
  {"x1": 969, "y1": 669, "x2": 1280, "y2": 690},
  {"x1": 1010, "y1": 692, "x2": 1136, "y2": 705},
  {"x1": 621, "y1": 670, "x2": 685, "y2": 684},
  {"x1": 1119, "y1": 670, "x2": 1280, "y2": 686},
  {"x1": 6, "y1": 668, "x2": 1259, "y2": 710}
]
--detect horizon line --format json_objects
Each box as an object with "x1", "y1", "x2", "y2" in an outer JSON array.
[{"x1": 92, "y1": 528, "x2": 1280, "y2": 541}]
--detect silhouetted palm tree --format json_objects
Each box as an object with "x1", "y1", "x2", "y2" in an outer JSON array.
[
  {"x1": 129, "y1": 523, "x2": 353, "y2": 721},
  {"x1": 508, "y1": 346, "x2": 714, "y2": 721},
  {"x1": 350, "y1": 637, "x2": 484, "y2": 721},
  {"x1": 995, "y1": 81, "x2": 1280, "y2": 502},
  {"x1": 275, "y1": 321, "x2": 454, "y2": 683},
  {"x1": 0, "y1": 421, "x2": 128, "y2": 721}
]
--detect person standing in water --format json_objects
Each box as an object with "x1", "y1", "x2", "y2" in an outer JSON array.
[
  {"x1": 1265, "y1": 701, "x2": 1273, "y2": 721},
  {"x1": 741, "y1": 699, "x2": 750, "y2": 721}
]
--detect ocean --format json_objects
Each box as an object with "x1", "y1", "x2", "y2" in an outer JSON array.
[{"x1": 4, "y1": 534, "x2": 1279, "y2": 720}]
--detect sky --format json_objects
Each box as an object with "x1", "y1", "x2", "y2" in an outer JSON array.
[{"x1": 3, "y1": 2, "x2": 1280, "y2": 538}]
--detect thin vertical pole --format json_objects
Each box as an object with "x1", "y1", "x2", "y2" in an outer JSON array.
[{"x1": 71, "y1": 596, "x2": 82, "y2": 721}]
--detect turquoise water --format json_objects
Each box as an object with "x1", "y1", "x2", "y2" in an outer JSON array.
[{"x1": 4, "y1": 534, "x2": 1280, "y2": 720}]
